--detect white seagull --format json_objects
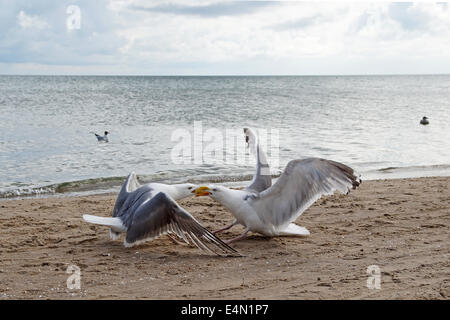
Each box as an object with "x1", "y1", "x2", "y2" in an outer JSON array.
[
  {"x1": 243, "y1": 127, "x2": 272, "y2": 193},
  {"x1": 83, "y1": 172, "x2": 239, "y2": 256},
  {"x1": 204, "y1": 127, "x2": 273, "y2": 236},
  {"x1": 91, "y1": 131, "x2": 109, "y2": 142},
  {"x1": 195, "y1": 158, "x2": 361, "y2": 243}
]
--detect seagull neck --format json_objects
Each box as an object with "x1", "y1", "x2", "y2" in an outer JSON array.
[
  {"x1": 256, "y1": 143, "x2": 269, "y2": 173},
  {"x1": 165, "y1": 185, "x2": 185, "y2": 200},
  {"x1": 152, "y1": 184, "x2": 184, "y2": 201},
  {"x1": 249, "y1": 133, "x2": 269, "y2": 174},
  {"x1": 215, "y1": 188, "x2": 245, "y2": 212}
]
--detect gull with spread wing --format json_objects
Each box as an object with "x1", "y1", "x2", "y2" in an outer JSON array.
[
  {"x1": 83, "y1": 172, "x2": 239, "y2": 256},
  {"x1": 211, "y1": 127, "x2": 273, "y2": 235},
  {"x1": 195, "y1": 158, "x2": 361, "y2": 243}
]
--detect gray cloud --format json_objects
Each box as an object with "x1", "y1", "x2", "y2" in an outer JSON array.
[
  {"x1": 387, "y1": 2, "x2": 430, "y2": 31},
  {"x1": 1, "y1": 1, "x2": 450, "y2": 75},
  {"x1": 130, "y1": 1, "x2": 278, "y2": 18},
  {"x1": 0, "y1": 0, "x2": 126, "y2": 66},
  {"x1": 270, "y1": 14, "x2": 324, "y2": 31}
]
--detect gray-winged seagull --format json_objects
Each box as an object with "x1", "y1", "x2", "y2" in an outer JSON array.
[
  {"x1": 91, "y1": 131, "x2": 109, "y2": 142},
  {"x1": 83, "y1": 172, "x2": 240, "y2": 256}
]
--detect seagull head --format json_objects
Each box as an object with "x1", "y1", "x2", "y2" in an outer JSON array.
[
  {"x1": 243, "y1": 127, "x2": 257, "y2": 147},
  {"x1": 244, "y1": 128, "x2": 250, "y2": 144},
  {"x1": 175, "y1": 183, "x2": 197, "y2": 198},
  {"x1": 104, "y1": 131, "x2": 109, "y2": 135}
]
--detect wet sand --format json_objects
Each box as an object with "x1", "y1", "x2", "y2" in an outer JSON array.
[{"x1": 0, "y1": 177, "x2": 449, "y2": 300}]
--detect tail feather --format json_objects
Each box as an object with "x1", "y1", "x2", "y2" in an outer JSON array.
[
  {"x1": 83, "y1": 214, "x2": 126, "y2": 233},
  {"x1": 278, "y1": 223, "x2": 310, "y2": 236}
]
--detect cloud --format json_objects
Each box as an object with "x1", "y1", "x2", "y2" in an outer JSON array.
[
  {"x1": 270, "y1": 14, "x2": 325, "y2": 31},
  {"x1": 387, "y1": 2, "x2": 429, "y2": 31},
  {"x1": 17, "y1": 10, "x2": 50, "y2": 29},
  {"x1": 353, "y1": 2, "x2": 450, "y2": 37},
  {"x1": 1, "y1": 1, "x2": 450, "y2": 75},
  {"x1": 130, "y1": 1, "x2": 278, "y2": 18},
  {"x1": 0, "y1": 0, "x2": 126, "y2": 67}
]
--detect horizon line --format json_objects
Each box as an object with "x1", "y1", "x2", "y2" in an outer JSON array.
[{"x1": 1, "y1": 73, "x2": 450, "y2": 77}]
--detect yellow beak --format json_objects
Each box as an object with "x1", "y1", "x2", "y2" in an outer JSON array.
[{"x1": 194, "y1": 186, "x2": 211, "y2": 197}]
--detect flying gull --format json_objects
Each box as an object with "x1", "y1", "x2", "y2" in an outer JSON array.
[
  {"x1": 195, "y1": 158, "x2": 361, "y2": 243},
  {"x1": 83, "y1": 172, "x2": 239, "y2": 256}
]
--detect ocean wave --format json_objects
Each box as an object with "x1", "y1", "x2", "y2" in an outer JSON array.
[
  {"x1": 1, "y1": 164, "x2": 449, "y2": 200},
  {"x1": 0, "y1": 186, "x2": 57, "y2": 199},
  {"x1": 0, "y1": 176, "x2": 125, "y2": 200},
  {"x1": 375, "y1": 164, "x2": 450, "y2": 172},
  {"x1": 362, "y1": 164, "x2": 450, "y2": 180},
  {"x1": 0, "y1": 172, "x2": 280, "y2": 200}
]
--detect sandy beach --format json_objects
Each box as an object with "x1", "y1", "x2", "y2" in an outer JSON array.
[{"x1": 0, "y1": 176, "x2": 448, "y2": 300}]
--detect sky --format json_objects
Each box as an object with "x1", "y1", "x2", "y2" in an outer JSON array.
[{"x1": 1, "y1": 0, "x2": 450, "y2": 75}]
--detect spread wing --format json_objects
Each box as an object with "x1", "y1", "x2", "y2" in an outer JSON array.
[
  {"x1": 123, "y1": 192, "x2": 240, "y2": 256},
  {"x1": 112, "y1": 172, "x2": 142, "y2": 217},
  {"x1": 244, "y1": 128, "x2": 272, "y2": 193},
  {"x1": 250, "y1": 158, "x2": 361, "y2": 228}
]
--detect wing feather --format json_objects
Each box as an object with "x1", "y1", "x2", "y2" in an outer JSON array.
[
  {"x1": 124, "y1": 192, "x2": 240, "y2": 256},
  {"x1": 251, "y1": 158, "x2": 361, "y2": 228},
  {"x1": 112, "y1": 172, "x2": 141, "y2": 217}
]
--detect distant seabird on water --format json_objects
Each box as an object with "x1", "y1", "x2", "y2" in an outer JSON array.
[
  {"x1": 91, "y1": 131, "x2": 109, "y2": 142},
  {"x1": 83, "y1": 172, "x2": 240, "y2": 256},
  {"x1": 420, "y1": 117, "x2": 429, "y2": 125}
]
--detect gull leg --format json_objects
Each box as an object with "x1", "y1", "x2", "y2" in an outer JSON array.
[
  {"x1": 224, "y1": 227, "x2": 250, "y2": 244},
  {"x1": 213, "y1": 219, "x2": 238, "y2": 235}
]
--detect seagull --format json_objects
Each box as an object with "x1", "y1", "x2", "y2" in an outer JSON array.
[
  {"x1": 207, "y1": 128, "x2": 273, "y2": 236},
  {"x1": 83, "y1": 172, "x2": 239, "y2": 256},
  {"x1": 420, "y1": 116, "x2": 429, "y2": 125},
  {"x1": 243, "y1": 128, "x2": 272, "y2": 193},
  {"x1": 91, "y1": 131, "x2": 109, "y2": 142},
  {"x1": 195, "y1": 158, "x2": 361, "y2": 243}
]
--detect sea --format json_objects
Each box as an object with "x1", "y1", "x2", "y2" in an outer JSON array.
[{"x1": 1, "y1": 75, "x2": 449, "y2": 199}]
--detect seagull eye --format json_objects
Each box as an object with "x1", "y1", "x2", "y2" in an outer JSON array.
[
  {"x1": 213, "y1": 188, "x2": 217, "y2": 192},
  {"x1": 188, "y1": 187, "x2": 192, "y2": 190}
]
